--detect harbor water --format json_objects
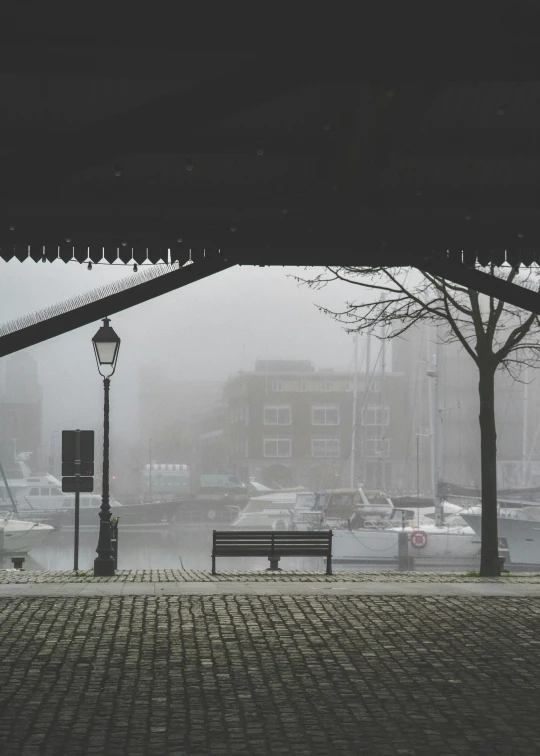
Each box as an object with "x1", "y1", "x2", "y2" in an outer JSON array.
[{"x1": 6, "y1": 523, "x2": 485, "y2": 573}]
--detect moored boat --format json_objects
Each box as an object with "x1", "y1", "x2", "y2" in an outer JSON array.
[
  {"x1": 461, "y1": 507, "x2": 540, "y2": 565},
  {"x1": 1, "y1": 515, "x2": 54, "y2": 555},
  {"x1": 333, "y1": 504, "x2": 480, "y2": 564}
]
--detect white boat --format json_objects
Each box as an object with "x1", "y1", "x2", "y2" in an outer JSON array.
[
  {"x1": 461, "y1": 507, "x2": 540, "y2": 565},
  {"x1": 0, "y1": 457, "x2": 121, "y2": 517},
  {"x1": 333, "y1": 505, "x2": 480, "y2": 563},
  {"x1": 232, "y1": 487, "x2": 393, "y2": 531},
  {"x1": 231, "y1": 492, "x2": 301, "y2": 529},
  {"x1": 1, "y1": 515, "x2": 54, "y2": 554}
]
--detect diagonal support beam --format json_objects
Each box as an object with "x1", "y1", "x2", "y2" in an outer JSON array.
[
  {"x1": 420, "y1": 259, "x2": 540, "y2": 314},
  {"x1": 0, "y1": 258, "x2": 234, "y2": 358}
]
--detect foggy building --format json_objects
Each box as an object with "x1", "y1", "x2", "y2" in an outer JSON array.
[
  {"x1": 201, "y1": 359, "x2": 410, "y2": 491},
  {"x1": 137, "y1": 367, "x2": 222, "y2": 463},
  {"x1": 198, "y1": 401, "x2": 227, "y2": 475},
  {"x1": 0, "y1": 352, "x2": 42, "y2": 467},
  {"x1": 393, "y1": 325, "x2": 540, "y2": 492}
]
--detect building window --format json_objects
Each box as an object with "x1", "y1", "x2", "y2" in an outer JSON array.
[
  {"x1": 311, "y1": 437, "x2": 340, "y2": 458},
  {"x1": 361, "y1": 406, "x2": 390, "y2": 426},
  {"x1": 264, "y1": 405, "x2": 292, "y2": 425},
  {"x1": 271, "y1": 379, "x2": 301, "y2": 392},
  {"x1": 363, "y1": 437, "x2": 390, "y2": 457},
  {"x1": 264, "y1": 437, "x2": 292, "y2": 458},
  {"x1": 311, "y1": 405, "x2": 340, "y2": 426}
]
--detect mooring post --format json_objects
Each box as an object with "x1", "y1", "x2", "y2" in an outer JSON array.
[{"x1": 398, "y1": 511, "x2": 411, "y2": 570}]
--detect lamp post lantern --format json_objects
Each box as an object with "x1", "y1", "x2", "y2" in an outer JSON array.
[{"x1": 92, "y1": 317, "x2": 121, "y2": 577}]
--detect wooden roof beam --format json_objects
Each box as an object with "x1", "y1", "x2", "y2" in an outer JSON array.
[
  {"x1": 0, "y1": 56, "x2": 317, "y2": 192},
  {"x1": 394, "y1": 128, "x2": 540, "y2": 157},
  {"x1": 0, "y1": 129, "x2": 330, "y2": 158},
  {"x1": 3, "y1": 218, "x2": 540, "y2": 244}
]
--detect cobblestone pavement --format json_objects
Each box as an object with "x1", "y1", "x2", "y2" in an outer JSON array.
[
  {"x1": 1, "y1": 568, "x2": 540, "y2": 583},
  {"x1": 1, "y1": 595, "x2": 540, "y2": 755}
]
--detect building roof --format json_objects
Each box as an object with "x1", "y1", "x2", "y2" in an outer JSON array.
[{"x1": 2, "y1": 6, "x2": 540, "y2": 271}]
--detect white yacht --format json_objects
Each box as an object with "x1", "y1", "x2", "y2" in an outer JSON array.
[
  {"x1": 461, "y1": 507, "x2": 540, "y2": 565},
  {"x1": 231, "y1": 487, "x2": 394, "y2": 532},
  {"x1": 332, "y1": 503, "x2": 480, "y2": 564},
  {"x1": 1, "y1": 514, "x2": 54, "y2": 555},
  {"x1": 0, "y1": 457, "x2": 121, "y2": 517},
  {"x1": 0, "y1": 456, "x2": 55, "y2": 553},
  {"x1": 231, "y1": 492, "x2": 301, "y2": 530}
]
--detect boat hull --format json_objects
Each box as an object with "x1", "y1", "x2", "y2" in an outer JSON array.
[
  {"x1": 462, "y1": 513, "x2": 540, "y2": 565},
  {"x1": 1, "y1": 519, "x2": 54, "y2": 554},
  {"x1": 333, "y1": 527, "x2": 480, "y2": 563},
  {"x1": 13, "y1": 498, "x2": 241, "y2": 528}
]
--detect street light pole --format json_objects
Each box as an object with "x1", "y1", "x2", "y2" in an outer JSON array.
[
  {"x1": 92, "y1": 317, "x2": 121, "y2": 578},
  {"x1": 94, "y1": 377, "x2": 114, "y2": 575}
]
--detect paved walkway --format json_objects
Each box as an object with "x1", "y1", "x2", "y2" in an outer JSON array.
[
  {"x1": 1, "y1": 572, "x2": 540, "y2": 754},
  {"x1": 4, "y1": 579, "x2": 540, "y2": 597}
]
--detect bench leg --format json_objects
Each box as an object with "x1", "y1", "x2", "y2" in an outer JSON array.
[
  {"x1": 267, "y1": 556, "x2": 281, "y2": 571},
  {"x1": 326, "y1": 555, "x2": 332, "y2": 576},
  {"x1": 212, "y1": 555, "x2": 216, "y2": 575}
]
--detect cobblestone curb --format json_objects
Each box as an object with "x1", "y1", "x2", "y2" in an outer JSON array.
[{"x1": 1, "y1": 568, "x2": 540, "y2": 583}]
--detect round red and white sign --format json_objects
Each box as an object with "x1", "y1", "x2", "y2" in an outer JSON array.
[{"x1": 410, "y1": 530, "x2": 428, "y2": 549}]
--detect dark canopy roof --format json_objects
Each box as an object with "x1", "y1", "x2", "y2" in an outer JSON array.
[{"x1": 1, "y1": 5, "x2": 540, "y2": 272}]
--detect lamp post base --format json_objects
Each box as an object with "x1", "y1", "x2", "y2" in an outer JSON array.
[{"x1": 94, "y1": 555, "x2": 115, "y2": 577}]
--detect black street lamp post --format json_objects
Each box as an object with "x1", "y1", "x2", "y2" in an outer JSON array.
[{"x1": 92, "y1": 317, "x2": 121, "y2": 577}]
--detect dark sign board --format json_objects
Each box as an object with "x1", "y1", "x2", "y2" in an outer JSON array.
[
  {"x1": 62, "y1": 430, "x2": 94, "y2": 476},
  {"x1": 62, "y1": 461, "x2": 94, "y2": 477},
  {"x1": 62, "y1": 477, "x2": 94, "y2": 493}
]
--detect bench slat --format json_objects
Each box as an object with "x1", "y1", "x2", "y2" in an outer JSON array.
[
  {"x1": 214, "y1": 538, "x2": 331, "y2": 545},
  {"x1": 214, "y1": 530, "x2": 331, "y2": 541},
  {"x1": 214, "y1": 548, "x2": 328, "y2": 556}
]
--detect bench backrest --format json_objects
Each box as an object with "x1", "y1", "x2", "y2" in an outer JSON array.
[{"x1": 213, "y1": 530, "x2": 332, "y2": 556}]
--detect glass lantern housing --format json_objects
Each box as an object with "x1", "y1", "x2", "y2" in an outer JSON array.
[{"x1": 92, "y1": 317, "x2": 121, "y2": 375}]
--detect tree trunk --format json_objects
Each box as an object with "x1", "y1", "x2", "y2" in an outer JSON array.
[{"x1": 478, "y1": 361, "x2": 500, "y2": 577}]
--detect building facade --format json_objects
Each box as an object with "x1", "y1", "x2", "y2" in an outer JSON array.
[
  {"x1": 0, "y1": 352, "x2": 42, "y2": 470},
  {"x1": 392, "y1": 324, "x2": 540, "y2": 493},
  {"x1": 202, "y1": 360, "x2": 410, "y2": 492}
]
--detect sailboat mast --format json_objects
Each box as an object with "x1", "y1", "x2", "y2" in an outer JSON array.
[
  {"x1": 363, "y1": 333, "x2": 372, "y2": 487},
  {"x1": 350, "y1": 333, "x2": 359, "y2": 488},
  {"x1": 0, "y1": 457, "x2": 19, "y2": 516},
  {"x1": 427, "y1": 325, "x2": 442, "y2": 525},
  {"x1": 380, "y1": 326, "x2": 387, "y2": 490},
  {"x1": 522, "y1": 367, "x2": 529, "y2": 487}
]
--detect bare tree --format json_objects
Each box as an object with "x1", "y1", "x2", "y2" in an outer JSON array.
[{"x1": 297, "y1": 264, "x2": 540, "y2": 577}]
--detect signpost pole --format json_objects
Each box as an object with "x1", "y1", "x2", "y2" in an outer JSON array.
[{"x1": 74, "y1": 429, "x2": 81, "y2": 571}]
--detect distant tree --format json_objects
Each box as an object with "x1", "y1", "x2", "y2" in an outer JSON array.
[{"x1": 297, "y1": 264, "x2": 540, "y2": 576}]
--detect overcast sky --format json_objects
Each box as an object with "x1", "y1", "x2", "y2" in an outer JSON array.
[{"x1": 0, "y1": 261, "x2": 366, "y2": 450}]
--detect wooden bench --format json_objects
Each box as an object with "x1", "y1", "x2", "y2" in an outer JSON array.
[{"x1": 211, "y1": 530, "x2": 333, "y2": 575}]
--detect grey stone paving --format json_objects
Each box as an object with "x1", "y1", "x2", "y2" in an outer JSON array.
[
  {"x1": 1, "y1": 595, "x2": 540, "y2": 755},
  {"x1": 2, "y1": 568, "x2": 540, "y2": 583}
]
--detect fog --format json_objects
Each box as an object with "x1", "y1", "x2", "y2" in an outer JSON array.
[
  {"x1": 0, "y1": 260, "x2": 359, "y2": 459},
  {"x1": 1, "y1": 259, "x2": 537, "y2": 506}
]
